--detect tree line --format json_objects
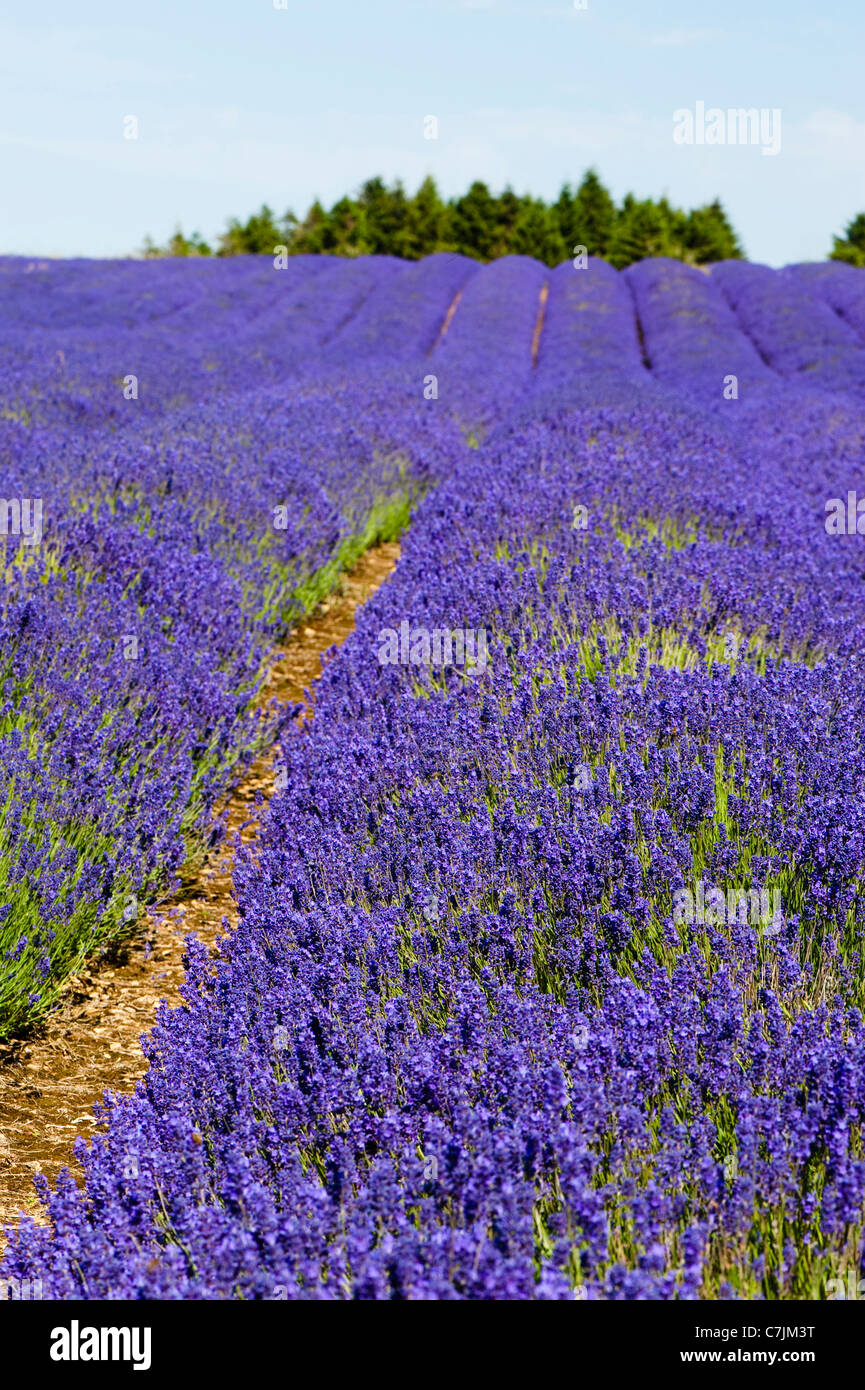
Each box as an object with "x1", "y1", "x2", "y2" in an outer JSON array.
[{"x1": 140, "y1": 170, "x2": 745, "y2": 269}]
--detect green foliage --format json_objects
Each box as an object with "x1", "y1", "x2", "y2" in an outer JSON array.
[
  {"x1": 217, "y1": 204, "x2": 289, "y2": 256},
  {"x1": 447, "y1": 180, "x2": 501, "y2": 261},
  {"x1": 607, "y1": 195, "x2": 673, "y2": 268},
  {"x1": 555, "y1": 169, "x2": 618, "y2": 258},
  {"x1": 141, "y1": 227, "x2": 212, "y2": 258},
  {"x1": 509, "y1": 199, "x2": 568, "y2": 267},
  {"x1": 608, "y1": 194, "x2": 743, "y2": 269},
  {"x1": 139, "y1": 172, "x2": 745, "y2": 269},
  {"x1": 404, "y1": 175, "x2": 450, "y2": 258},
  {"x1": 677, "y1": 197, "x2": 743, "y2": 263},
  {"x1": 357, "y1": 176, "x2": 411, "y2": 256},
  {"x1": 829, "y1": 212, "x2": 865, "y2": 267}
]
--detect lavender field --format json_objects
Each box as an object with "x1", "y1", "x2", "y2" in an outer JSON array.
[{"x1": 3, "y1": 250, "x2": 865, "y2": 1300}]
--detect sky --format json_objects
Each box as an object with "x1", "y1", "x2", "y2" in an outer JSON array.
[{"x1": 1, "y1": 0, "x2": 863, "y2": 265}]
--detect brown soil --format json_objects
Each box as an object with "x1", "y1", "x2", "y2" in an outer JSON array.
[
  {"x1": 531, "y1": 283, "x2": 549, "y2": 368},
  {"x1": 430, "y1": 288, "x2": 464, "y2": 353},
  {"x1": 0, "y1": 542, "x2": 400, "y2": 1241}
]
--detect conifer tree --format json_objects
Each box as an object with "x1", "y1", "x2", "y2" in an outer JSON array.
[
  {"x1": 680, "y1": 198, "x2": 744, "y2": 263},
  {"x1": 405, "y1": 176, "x2": 449, "y2": 258},
  {"x1": 569, "y1": 169, "x2": 617, "y2": 257},
  {"x1": 510, "y1": 199, "x2": 569, "y2": 266},
  {"x1": 358, "y1": 178, "x2": 410, "y2": 256},
  {"x1": 448, "y1": 181, "x2": 500, "y2": 260},
  {"x1": 607, "y1": 197, "x2": 671, "y2": 268},
  {"x1": 830, "y1": 213, "x2": 865, "y2": 268}
]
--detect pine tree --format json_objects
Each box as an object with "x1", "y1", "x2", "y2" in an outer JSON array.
[
  {"x1": 448, "y1": 181, "x2": 499, "y2": 260},
  {"x1": 509, "y1": 200, "x2": 568, "y2": 266},
  {"x1": 679, "y1": 198, "x2": 744, "y2": 263},
  {"x1": 217, "y1": 205, "x2": 283, "y2": 256},
  {"x1": 289, "y1": 200, "x2": 329, "y2": 254},
  {"x1": 141, "y1": 227, "x2": 211, "y2": 257},
  {"x1": 357, "y1": 178, "x2": 410, "y2": 256},
  {"x1": 830, "y1": 213, "x2": 865, "y2": 267},
  {"x1": 321, "y1": 197, "x2": 365, "y2": 255},
  {"x1": 405, "y1": 176, "x2": 448, "y2": 259},
  {"x1": 570, "y1": 169, "x2": 617, "y2": 257},
  {"x1": 552, "y1": 183, "x2": 576, "y2": 250},
  {"x1": 607, "y1": 198, "x2": 671, "y2": 269},
  {"x1": 494, "y1": 187, "x2": 528, "y2": 257}
]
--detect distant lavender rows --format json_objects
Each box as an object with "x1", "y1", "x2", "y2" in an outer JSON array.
[{"x1": 5, "y1": 253, "x2": 865, "y2": 442}]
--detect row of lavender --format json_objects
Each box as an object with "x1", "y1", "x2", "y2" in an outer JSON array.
[
  {"x1": 0, "y1": 254, "x2": 477, "y2": 1035},
  {"x1": 9, "y1": 251, "x2": 865, "y2": 421},
  {"x1": 4, "y1": 252, "x2": 865, "y2": 1295}
]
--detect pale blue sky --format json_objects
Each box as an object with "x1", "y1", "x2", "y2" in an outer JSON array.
[{"x1": 1, "y1": 0, "x2": 863, "y2": 264}]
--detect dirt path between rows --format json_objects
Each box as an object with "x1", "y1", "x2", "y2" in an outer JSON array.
[
  {"x1": 429, "y1": 287, "x2": 464, "y2": 354},
  {"x1": 531, "y1": 283, "x2": 549, "y2": 368},
  {"x1": 0, "y1": 542, "x2": 400, "y2": 1241}
]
